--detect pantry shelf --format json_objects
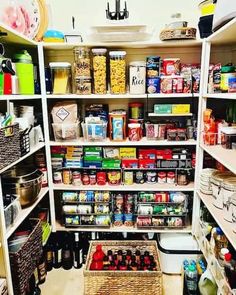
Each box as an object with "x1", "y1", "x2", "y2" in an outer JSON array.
[
  {"x1": 55, "y1": 221, "x2": 192, "y2": 233},
  {"x1": 0, "y1": 95, "x2": 42, "y2": 101},
  {"x1": 203, "y1": 93, "x2": 236, "y2": 100},
  {"x1": 49, "y1": 138, "x2": 197, "y2": 147},
  {"x1": 148, "y1": 93, "x2": 199, "y2": 98},
  {"x1": 148, "y1": 113, "x2": 193, "y2": 117},
  {"x1": 200, "y1": 143, "x2": 236, "y2": 174},
  {"x1": 0, "y1": 22, "x2": 37, "y2": 46},
  {"x1": 0, "y1": 142, "x2": 45, "y2": 174},
  {"x1": 47, "y1": 94, "x2": 147, "y2": 99},
  {"x1": 53, "y1": 182, "x2": 195, "y2": 192},
  {"x1": 6, "y1": 187, "x2": 49, "y2": 239},
  {"x1": 207, "y1": 18, "x2": 236, "y2": 45},
  {"x1": 197, "y1": 190, "x2": 236, "y2": 250}
]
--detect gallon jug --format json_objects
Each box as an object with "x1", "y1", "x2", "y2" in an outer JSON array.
[
  {"x1": 14, "y1": 50, "x2": 34, "y2": 94},
  {"x1": 198, "y1": 268, "x2": 217, "y2": 295}
]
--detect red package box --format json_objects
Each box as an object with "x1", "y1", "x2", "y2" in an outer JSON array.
[
  {"x1": 121, "y1": 159, "x2": 138, "y2": 168},
  {"x1": 138, "y1": 149, "x2": 156, "y2": 160},
  {"x1": 138, "y1": 159, "x2": 156, "y2": 168},
  {"x1": 156, "y1": 149, "x2": 172, "y2": 160}
]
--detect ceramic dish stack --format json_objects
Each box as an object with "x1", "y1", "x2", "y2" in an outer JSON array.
[
  {"x1": 89, "y1": 24, "x2": 152, "y2": 42},
  {"x1": 200, "y1": 168, "x2": 217, "y2": 195}
]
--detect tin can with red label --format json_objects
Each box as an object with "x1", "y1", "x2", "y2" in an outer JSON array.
[
  {"x1": 167, "y1": 171, "x2": 175, "y2": 184},
  {"x1": 172, "y1": 76, "x2": 183, "y2": 93},
  {"x1": 128, "y1": 123, "x2": 142, "y2": 141},
  {"x1": 89, "y1": 171, "x2": 97, "y2": 185},
  {"x1": 97, "y1": 171, "x2": 106, "y2": 185},
  {"x1": 63, "y1": 170, "x2": 72, "y2": 185},
  {"x1": 158, "y1": 171, "x2": 167, "y2": 183},
  {"x1": 82, "y1": 172, "x2": 90, "y2": 185},
  {"x1": 72, "y1": 171, "x2": 82, "y2": 186}
]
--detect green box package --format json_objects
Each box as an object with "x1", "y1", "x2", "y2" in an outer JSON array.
[
  {"x1": 102, "y1": 159, "x2": 121, "y2": 169},
  {"x1": 154, "y1": 104, "x2": 172, "y2": 114}
]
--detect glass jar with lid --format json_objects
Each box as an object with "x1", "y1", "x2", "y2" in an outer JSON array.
[
  {"x1": 49, "y1": 62, "x2": 72, "y2": 94},
  {"x1": 129, "y1": 61, "x2": 146, "y2": 94},
  {"x1": 109, "y1": 51, "x2": 126, "y2": 94},
  {"x1": 92, "y1": 48, "x2": 107, "y2": 94},
  {"x1": 73, "y1": 47, "x2": 91, "y2": 77},
  {"x1": 75, "y1": 76, "x2": 92, "y2": 95}
]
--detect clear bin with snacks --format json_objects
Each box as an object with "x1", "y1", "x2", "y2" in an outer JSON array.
[
  {"x1": 109, "y1": 51, "x2": 126, "y2": 94},
  {"x1": 92, "y1": 48, "x2": 107, "y2": 94}
]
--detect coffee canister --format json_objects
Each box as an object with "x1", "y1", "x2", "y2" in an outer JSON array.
[
  {"x1": 129, "y1": 61, "x2": 146, "y2": 94},
  {"x1": 222, "y1": 177, "x2": 236, "y2": 222}
]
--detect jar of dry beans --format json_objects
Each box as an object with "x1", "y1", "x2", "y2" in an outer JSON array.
[
  {"x1": 109, "y1": 51, "x2": 126, "y2": 94},
  {"x1": 92, "y1": 48, "x2": 107, "y2": 94}
]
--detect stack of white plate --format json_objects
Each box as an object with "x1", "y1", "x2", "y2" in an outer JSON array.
[
  {"x1": 89, "y1": 24, "x2": 152, "y2": 42},
  {"x1": 200, "y1": 168, "x2": 218, "y2": 195}
]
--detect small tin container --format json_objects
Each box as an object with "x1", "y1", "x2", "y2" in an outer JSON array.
[
  {"x1": 53, "y1": 171, "x2": 62, "y2": 184},
  {"x1": 135, "y1": 171, "x2": 145, "y2": 184},
  {"x1": 146, "y1": 171, "x2": 157, "y2": 184},
  {"x1": 82, "y1": 171, "x2": 90, "y2": 185},
  {"x1": 96, "y1": 171, "x2": 106, "y2": 185},
  {"x1": 167, "y1": 172, "x2": 175, "y2": 184},
  {"x1": 63, "y1": 170, "x2": 72, "y2": 185},
  {"x1": 158, "y1": 172, "x2": 167, "y2": 183},
  {"x1": 89, "y1": 171, "x2": 97, "y2": 185},
  {"x1": 124, "y1": 171, "x2": 134, "y2": 185},
  {"x1": 72, "y1": 171, "x2": 82, "y2": 186}
]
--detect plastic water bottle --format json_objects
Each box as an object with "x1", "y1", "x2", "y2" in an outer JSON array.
[{"x1": 185, "y1": 264, "x2": 198, "y2": 294}]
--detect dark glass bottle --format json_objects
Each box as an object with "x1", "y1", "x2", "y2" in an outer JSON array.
[
  {"x1": 73, "y1": 232, "x2": 83, "y2": 269},
  {"x1": 62, "y1": 233, "x2": 73, "y2": 270},
  {"x1": 37, "y1": 251, "x2": 47, "y2": 285},
  {"x1": 82, "y1": 232, "x2": 90, "y2": 264},
  {"x1": 52, "y1": 233, "x2": 62, "y2": 269},
  {"x1": 45, "y1": 238, "x2": 53, "y2": 272}
]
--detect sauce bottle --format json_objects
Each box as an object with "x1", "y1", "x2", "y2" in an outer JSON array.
[{"x1": 103, "y1": 255, "x2": 110, "y2": 270}]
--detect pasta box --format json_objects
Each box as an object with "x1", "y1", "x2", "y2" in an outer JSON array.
[{"x1": 154, "y1": 104, "x2": 172, "y2": 114}]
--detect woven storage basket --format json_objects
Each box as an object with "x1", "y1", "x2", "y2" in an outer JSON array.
[
  {"x1": 0, "y1": 123, "x2": 21, "y2": 170},
  {"x1": 9, "y1": 218, "x2": 42, "y2": 295},
  {"x1": 84, "y1": 240, "x2": 163, "y2": 295},
  {"x1": 160, "y1": 27, "x2": 197, "y2": 41}
]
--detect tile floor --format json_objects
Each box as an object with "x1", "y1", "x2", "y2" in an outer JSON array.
[{"x1": 40, "y1": 268, "x2": 183, "y2": 295}]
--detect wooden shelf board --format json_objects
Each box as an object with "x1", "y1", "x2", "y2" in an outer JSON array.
[
  {"x1": 0, "y1": 95, "x2": 42, "y2": 101},
  {"x1": 6, "y1": 187, "x2": 49, "y2": 239},
  {"x1": 197, "y1": 190, "x2": 236, "y2": 249},
  {"x1": 49, "y1": 138, "x2": 196, "y2": 147},
  {"x1": 148, "y1": 93, "x2": 199, "y2": 98},
  {"x1": 0, "y1": 143, "x2": 45, "y2": 174},
  {"x1": 53, "y1": 182, "x2": 195, "y2": 192},
  {"x1": 200, "y1": 143, "x2": 236, "y2": 175}
]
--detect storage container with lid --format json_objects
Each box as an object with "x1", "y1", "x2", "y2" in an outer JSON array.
[
  {"x1": 129, "y1": 61, "x2": 146, "y2": 94},
  {"x1": 92, "y1": 48, "x2": 107, "y2": 94},
  {"x1": 231, "y1": 197, "x2": 236, "y2": 233},
  {"x1": 221, "y1": 126, "x2": 236, "y2": 149},
  {"x1": 220, "y1": 64, "x2": 236, "y2": 92},
  {"x1": 222, "y1": 177, "x2": 236, "y2": 222},
  {"x1": 157, "y1": 233, "x2": 201, "y2": 274},
  {"x1": 200, "y1": 168, "x2": 217, "y2": 195},
  {"x1": 210, "y1": 171, "x2": 234, "y2": 209},
  {"x1": 109, "y1": 51, "x2": 126, "y2": 94},
  {"x1": 49, "y1": 62, "x2": 72, "y2": 94},
  {"x1": 129, "y1": 102, "x2": 144, "y2": 119},
  {"x1": 75, "y1": 76, "x2": 92, "y2": 95},
  {"x1": 74, "y1": 47, "x2": 91, "y2": 77}
]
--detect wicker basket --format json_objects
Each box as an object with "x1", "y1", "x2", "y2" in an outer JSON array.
[
  {"x1": 160, "y1": 27, "x2": 197, "y2": 41},
  {"x1": 0, "y1": 123, "x2": 21, "y2": 170},
  {"x1": 84, "y1": 240, "x2": 163, "y2": 295},
  {"x1": 9, "y1": 219, "x2": 42, "y2": 295}
]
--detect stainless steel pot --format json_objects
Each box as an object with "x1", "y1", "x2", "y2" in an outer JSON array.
[{"x1": 2, "y1": 167, "x2": 43, "y2": 207}]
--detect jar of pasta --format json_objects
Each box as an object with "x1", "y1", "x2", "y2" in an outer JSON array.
[
  {"x1": 109, "y1": 51, "x2": 126, "y2": 94},
  {"x1": 92, "y1": 48, "x2": 107, "y2": 94},
  {"x1": 74, "y1": 47, "x2": 91, "y2": 77},
  {"x1": 75, "y1": 76, "x2": 92, "y2": 95}
]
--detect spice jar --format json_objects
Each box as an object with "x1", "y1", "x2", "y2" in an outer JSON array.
[
  {"x1": 49, "y1": 62, "x2": 72, "y2": 94},
  {"x1": 75, "y1": 76, "x2": 92, "y2": 95},
  {"x1": 92, "y1": 48, "x2": 107, "y2": 94},
  {"x1": 109, "y1": 51, "x2": 126, "y2": 94},
  {"x1": 129, "y1": 61, "x2": 146, "y2": 94},
  {"x1": 177, "y1": 170, "x2": 188, "y2": 186},
  {"x1": 74, "y1": 47, "x2": 91, "y2": 77}
]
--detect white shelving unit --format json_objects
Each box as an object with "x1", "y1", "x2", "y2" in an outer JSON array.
[{"x1": 148, "y1": 113, "x2": 193, "y2": 117}]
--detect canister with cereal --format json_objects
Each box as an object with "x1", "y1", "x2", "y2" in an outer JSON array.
[
  {"x1": 92, "y1": 48, "x2": 107, "y2": 94},
  {"x1": 109, "y1": 51, "x2": 126, "y2": 94},
  {"x1": 74, "y1": 47, "x2": 91, "y2": 77}
]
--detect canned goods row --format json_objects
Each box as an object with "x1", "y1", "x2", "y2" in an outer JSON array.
[
  {"x1": 65, "y1": 215, "x2": 111, "y2": 226},
  {"x1": 113, "y1": 213, "x2": 134, "y2": 227},
  {"x1": 62, "y1": 191, "x2": 110, "y2": 203},
  {"x1": 137, "y1": 192, "x2": 186, "y2": 203},
  {"x1": 136, "y1": 216, "x2": 184, "y2": 227},
  {"x1": 63, "y1": 204, "x2": 110, "y2": 214},
  {"x1": 137, "y1": 203, "x2": 186, "y2": 216},
  {"x1": 125, "y1": 170, "x2": 176, "y2": 185},
  {"x1": 114, "y1": 193, "x2": 135, "y2": 214}
]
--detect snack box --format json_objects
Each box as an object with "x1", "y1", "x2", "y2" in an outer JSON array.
[
  {"x1": 138, "y1": 149, "x2": 156, "y2": 160},
  {"x1": 102, "y1": 159, "x2": 121, "y2": 169},
  {"x1": 64, "y1": 160, "x2": 83, "y2": 168},
  {"x1": 156, "y1": 149, "x2": 172, "y2": 160},
  {"x1": 139, "y1": 159, "x2": 156, "y2": 168},
  {"x1": 154, "y1": 104, "x2": 172, "y2": 114},
  {"x1": 172, "y1": 104, "x2": 190, "y2": 114},
  {"x1": 66, "y1": 146, "x2": 83, "y2": 153},
  {"x1": 84, "y1": 147, "x2": 102, "y2": 153},
  {"x1": 84, "y1": 155, "x2": 102, "y2": 161},
  {"x1": 121, "y1": 159, "x2": 139, "y2": 168},
  {"x1": 103, "y1": 147, "x2": 120, "y2": 159},
  {"x1": 83, "y1": 161, "x2": 102, "y2": 168},
  {"x1": 120, "y1": 147, "x2": 136, "y2": 159},
  {"x1": 51, "y1": 146, "x2": 66, "y2": 154}
]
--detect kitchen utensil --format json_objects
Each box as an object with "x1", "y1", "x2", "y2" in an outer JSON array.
[
  {"x1": 2, "y1": 166, "x2": 43, "y2": 207},
  {"x1": 106, "y1": 0, "x2": 129, "y2": 20}
]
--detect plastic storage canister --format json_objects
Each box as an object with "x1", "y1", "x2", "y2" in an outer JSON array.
[
  {"x1": 222, "y1": 177, "x2": 236, "y2": 222},
  {"x1": 49, "y1": 62, "x2": 72, "y2": 94},
  {"x1": 129, "y1": 61, "x2": 146, "y2": 94},
  {"x1": 75, "y1": 76, "x2": 92, "y2": 95},
  {"x1": 14, "y1": 50, "x2": 34, "y2": 94},
  {"x1": 129, "y1": 103, "x2": 144, "y2": 119},
  {"x1": 220, "y1": 64, "x2": 236, "y2": 92},
  {"x1": 74, "y1": 47, "x2": 91, "y2": 77},
  {"x1": 109, "y1": 51, "x2": 126, "y2": 94},
  {"x1": 92, "y1": 48, "x2": 107, "y2": 94},
  {"x1": 221, "y1": 126, "x2": 236, "y2": 149}
]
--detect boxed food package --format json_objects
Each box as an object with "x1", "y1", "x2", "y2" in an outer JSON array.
[
  {"x1": 120, "y1": 147, "x2": 136, "y2": 159},
  {"x1": 154, "y1": 104, "x2": 172, "y2": 114},
  {"x1": 172, "y1": 104, "x2": 190, "y2": 114},
  {"x1": 0, "y1": 278, "x2": 7, "y2": 295},
  {"x1": 51, "y1": 101, "x2": 78, "y2": 123}
]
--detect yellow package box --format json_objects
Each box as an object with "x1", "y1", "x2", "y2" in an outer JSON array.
[
  {"x1": 120, "y1": 147, "x2": 136, "y2": 159},
  {"x1": 172, "y1": 104, "x2": 190, "y2": 114}
]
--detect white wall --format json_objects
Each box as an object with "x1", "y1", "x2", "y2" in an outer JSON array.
[{"x1": 47, "y1": 0, "x2": 201, "y2": 41}]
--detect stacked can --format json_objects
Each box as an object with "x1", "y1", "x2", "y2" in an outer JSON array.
[{"x1": 146, "y1": 56, "x2": 160, "y2": 94}]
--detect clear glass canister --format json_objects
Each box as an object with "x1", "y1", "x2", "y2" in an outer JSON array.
[
  {"x1": 49, "y1": 62, "x2": 72, "y2": 94},
  {"x1": 74, "y1": 47, "x2": 91, "y2": 77},
  {"x1": 75, "y1": 76, "x2": 92, "y2": 95},
  {"x1": 109, "y1": 51, "x2": 126, "y2": 94},
  {"x1": 129, "y1": 61, "x2": 146, "y2": 94},
  {"x1": 92, "y1": 48, "x2": 107, "y2": 94}
]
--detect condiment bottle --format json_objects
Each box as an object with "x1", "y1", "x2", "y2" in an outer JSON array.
[
  {"x1": 103, "y1": 255, "x2": 110, "y2": 270},
  {"x1": 135, "y1": 250, "x2": 141, "y2": 264},
  {"x1": 108, "y1": 261, "x2": 117, "y2": 271},
  {"x1": 119, "y1": 259, "x2": 127, "y2": 271},
  {"x1": 92, "y1": 245, "x2": 105, "y2": 261},
  {"x1": 144, "y1": 251, "x2": 150, "y2": 265},
  {"x1": 113, "y1": 254, "x2": 118, "y2": 266},
  {"x1": 126, "y1": 250, "x2": 132, "y2": 263},
  {"x1": 117, "y1": 250, "x2": 123, "y2": 262},
  {"x1": 107, "y1": 250, "x2": 113, "y2": 262},
  {"x1": 130, "y1": 261, "x2": 138, "y2": 271}
]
